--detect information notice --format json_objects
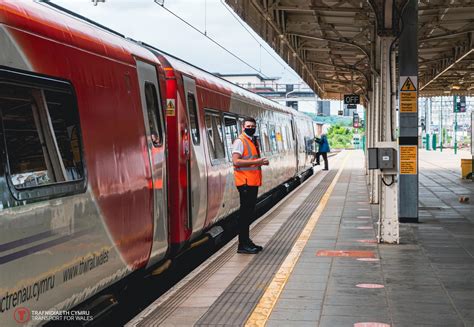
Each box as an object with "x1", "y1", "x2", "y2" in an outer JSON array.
[{"x1": 400, "y1": 145, "x2": 417, "y2": 174}]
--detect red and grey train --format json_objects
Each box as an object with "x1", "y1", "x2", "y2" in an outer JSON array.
[{"x1": 0, "y1": 1, "x2": 315, "y2": 324}]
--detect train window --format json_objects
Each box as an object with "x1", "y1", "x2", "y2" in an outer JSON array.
[
  {"x1": 285, "y1": 125, "x2": 293, "y2": 150},
  {"x1": 259, "y1": 123, "x2": 271, "y2": 154},
  {"x1": 186, "y1": 93, "x2": 200, "y2": 145},
  {"x1": 223, "y1": 116, "x2": 238, "y2": 161},
  {"x1": 145, "y1": 83, "x2": 163, "y2": 147},
  {"x1": 0, "y1": 73, "x2": 85, "y2": 200},
  {"x1": 205, "y1": 111, "x2": 226, "y2": 162},
  {"x1": 275, "y1": 125, "x2": 285, "y2": 151},
  {"x1": 237, "y1": 117, "x2": 244, "y2": 131},
  {"x1": 269, "y1": 124, "x2": 278, "y2": 153}
]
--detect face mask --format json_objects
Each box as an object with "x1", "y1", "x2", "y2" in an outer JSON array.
[{"x1": 244, "y1": 128, "x2": 256, "y2": 136}]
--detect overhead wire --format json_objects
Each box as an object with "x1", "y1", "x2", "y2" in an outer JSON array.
[
  {"x1": 154, "y1": 1, "x2": 270, "y2": 78},
  {"x1": 219, "y1": 0, "x2": 303, "y2": 82}
]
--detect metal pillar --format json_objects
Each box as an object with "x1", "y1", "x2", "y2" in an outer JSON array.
[
  {"x1": 398, "y1": 0, "x2": 418, "y2": 223},
  {"x1": 376, "y1": 36, "x2": 398, "y2": 243},
  {"x1": 370, "y1": 74, "x2": 380, "y2": 205},
  {"x1": 440, "y1": 96, "x2": 443, "y2": 152}
]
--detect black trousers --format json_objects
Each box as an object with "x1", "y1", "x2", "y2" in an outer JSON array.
[
  {"x1": 237, "y1": 185, "x2": 258, "y2": 244},
  {"x1": 316, "y1": 152, "x2": 329, "y2": 170}
]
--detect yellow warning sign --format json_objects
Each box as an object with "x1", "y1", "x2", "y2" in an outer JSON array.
[
  {"x1": 401, "y1": 77, "x2": 416, "y2": 91},
  {"x1": 400, "y1": 145, "x2": 417, "y2": 174},
  {"x1": 166, "y1": 99, "x2": 176, "y2": 116},
  {"x1": 400, "y1": 92, "x2": 417, "y2": 112}
]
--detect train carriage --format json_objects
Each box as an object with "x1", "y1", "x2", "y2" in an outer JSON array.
[{"x1": 0, "y1": 1, "x2": 316, "y2": 325}]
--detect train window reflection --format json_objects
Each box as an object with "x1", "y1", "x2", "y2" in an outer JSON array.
[
  {"x1": 269, "y1": 124, "x2": 278, "y2": 153},
  {"x1": 275, "y1": 125, "x2": 284, "y2": 151},
  {"x1": 0, "y1": 83, "x2": 84, "y2": 189},
  {"x1": 223, "y1": 116, "x2": 238, "y2": 161},
  {"x1": 205, "y1": 111, "x2": 226, "y2": 162},
  {"x1": 144, "y1": 83, "x2": 163, "y2": 147},
  {"x1": 187, "y1": 93, "x2": 200, "y2": 145},
  {"x1": 259, "y1": 123, "x2": 271, "y2": 154}
]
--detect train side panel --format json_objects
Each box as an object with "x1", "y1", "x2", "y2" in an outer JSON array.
[{"x1": 0, "y1": 2, "x2": 166, "y2": 324}]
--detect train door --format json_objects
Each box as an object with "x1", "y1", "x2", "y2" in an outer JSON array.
[
  {"x1": 136, "y1": 60, "x2": 168, "y2": 267},
  {"x1": 291, "y1": 118, "x2": 300, "y2": 172},
  {"x1": 182, "y1": 76, "x2": 208, "y2": 235}
]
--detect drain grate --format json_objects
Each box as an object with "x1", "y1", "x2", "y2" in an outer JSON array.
[{"x1": 196, "y1": 171, "x2": 337, "y2": 326}]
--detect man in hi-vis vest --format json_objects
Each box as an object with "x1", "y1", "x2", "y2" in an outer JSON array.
[{"x1": 232, "y1": 117, "x2": 269, "y2": 254}]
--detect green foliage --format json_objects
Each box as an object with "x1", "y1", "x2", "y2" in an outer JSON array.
[{"x1": 327, "y1": 124, "x2": 354, "y2": 149}]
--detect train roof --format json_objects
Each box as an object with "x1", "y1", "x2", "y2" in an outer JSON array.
[
  {"x1": 0, "y1": 0, "x2": 312, "y2": 122},
  {"x1": 0, "y1": 0, "x2": 158, "y2": 67}
]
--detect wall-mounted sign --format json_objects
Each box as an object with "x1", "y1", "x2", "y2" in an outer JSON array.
[
  {"x1": 400, "y1": 145, "x2": 417, "y2": 174},
  {"x1": 399, "y1": 76, "x2": 417, "y2": 113}
]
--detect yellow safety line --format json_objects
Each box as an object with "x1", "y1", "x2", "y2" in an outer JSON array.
[{"x1": 245, "y1": 152, "x2": 352, "y2": 327}]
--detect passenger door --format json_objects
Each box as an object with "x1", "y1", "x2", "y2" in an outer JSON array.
[
  {"x1": 182, "y1": 76, "x2": 208, "y2": 236},
  {"x1": 136, "y1": 60, "x2": 168, "y2": 267}
]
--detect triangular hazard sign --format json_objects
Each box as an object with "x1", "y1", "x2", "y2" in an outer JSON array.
[
  {"x1": 401, "y1": 77, "x2": 416, "y2": 91},
  {"x1": 167, "y1": 100, "x2": 175, "y2": 109}
]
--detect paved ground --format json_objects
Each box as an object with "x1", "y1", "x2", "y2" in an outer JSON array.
[
  {"x1": 266, "y1": 150, "x2": 473, "y2": 326},
  {"x1": 128, "y1": 149, "x2": 473, "y2": 327}
]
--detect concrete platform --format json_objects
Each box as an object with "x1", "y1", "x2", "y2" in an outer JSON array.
[{"x1": 127, "y1": 149, "x2": 473, "y2": 327}]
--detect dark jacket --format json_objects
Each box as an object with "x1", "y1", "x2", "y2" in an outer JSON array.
[{"x1": 316, "y1": 134, "x2": 330, "y2": 153}]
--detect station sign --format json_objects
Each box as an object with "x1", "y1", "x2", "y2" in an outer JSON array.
[
  {"x1": 399, "y1": 76, "x2": 417, "y2": 113},
  {"x1": 347, "y1": 104, "x2": 357, "y2": 109},
  {"x1": 344, "y1": 94, "x2": 360, "y2": 105}
]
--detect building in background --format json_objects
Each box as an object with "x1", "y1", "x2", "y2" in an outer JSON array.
[
  {"x1": 217, "y1": 73, "x2": 318, "y2": 114},
  {"x1": 317, "y1": 101, "x2": 331, "y2": 116}
]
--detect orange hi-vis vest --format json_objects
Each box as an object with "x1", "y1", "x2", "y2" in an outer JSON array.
[{"x1": 233, "y1": 134, "x2": 262, "y2": 187}]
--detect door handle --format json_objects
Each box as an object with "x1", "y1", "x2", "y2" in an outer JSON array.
[{"x1": 183, "y1": 128, "x2": 190, "y2": 157}]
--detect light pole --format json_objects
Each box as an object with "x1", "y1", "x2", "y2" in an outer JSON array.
[{"x1": 285, "y1": 89, "x2": 298, "y2": 110}]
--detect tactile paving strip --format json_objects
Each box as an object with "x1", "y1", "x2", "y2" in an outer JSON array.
[
  {"x1": 196, "y1": 171, "x2": 337, "y2": 326},
  {"x1": 134, "y1": 173, "x2": 325, "y2": 327}
]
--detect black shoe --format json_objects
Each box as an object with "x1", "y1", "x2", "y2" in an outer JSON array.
[
  {"x1": 322, "y1": 168, "x2": 329, "y2": 171},
  {"x1": 315, "y1": 162, "x2": 320, "y2": 166},
  {"x1": 248, "y1": 240, "x2": 263, "y2": 252},
  {"x1": 237, "y1": 243, "x2": 259, "y2": 254}
]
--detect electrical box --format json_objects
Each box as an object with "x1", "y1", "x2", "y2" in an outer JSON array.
[
  {"x1": 368, "y1": 147, "x2": 396, "y2": 170},
  {"x1": 379, "y1": 148, "x2": 395, "y2": 169}
]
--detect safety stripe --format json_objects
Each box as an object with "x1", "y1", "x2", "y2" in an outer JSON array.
[
  {"x1": 234, "y1": 166, "x2": 261, "y2": 171},
  {"x1": 245, "y1": 151, "x2": 351, "y2": 327},
  {"x1": 235, "y1": 135, "x2": 259, "y2": 168}
]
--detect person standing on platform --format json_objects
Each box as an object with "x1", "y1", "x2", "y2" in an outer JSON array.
[
  {"x1": 232, "y1": 117, "x2": 269, "y2": 254},
  {"x1": 315, "y1": 133, "x2": 330, "y2": 170}
]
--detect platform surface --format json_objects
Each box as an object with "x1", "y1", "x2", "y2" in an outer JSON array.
[{"x1": 128, "y1": 149, "x2": 473, "y2": 327}]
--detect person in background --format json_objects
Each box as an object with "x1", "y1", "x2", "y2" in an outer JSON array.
[
  {"x1": 232, "y1": 117, "x2": 269, "y2": 254},
  {"x1": 315, "y1": 133, "x2": 330, "y2": 170}
]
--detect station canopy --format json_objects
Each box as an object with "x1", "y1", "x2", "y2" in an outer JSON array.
[{"x1": 225, "y1": 0, "x2": 474, "y2": 103}]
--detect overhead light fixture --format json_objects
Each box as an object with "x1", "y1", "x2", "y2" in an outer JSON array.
[{"x1": 451, "y1": 85, "x2": 461, "y2": 90}]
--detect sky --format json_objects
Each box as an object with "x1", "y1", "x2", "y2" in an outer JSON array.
[{"x1": 52, "y1": 0, "x2": 304, "y2": 84}]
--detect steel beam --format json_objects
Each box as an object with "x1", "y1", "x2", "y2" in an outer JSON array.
[{"x1": 398, "y1": 0, "x2": 419, "y2": 223}]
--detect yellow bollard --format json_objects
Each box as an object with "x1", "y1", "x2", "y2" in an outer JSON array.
[{"x1": 461, "y1": 159, "x2": 472, "y2": 179}]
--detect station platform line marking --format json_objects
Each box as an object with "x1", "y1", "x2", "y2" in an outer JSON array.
[
  {"x1": 126, "y1": 153, "x2": 344, "y2": 327},
  {"x1": 245, "y1": 152, "x2": 351, "y2": 327}
]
